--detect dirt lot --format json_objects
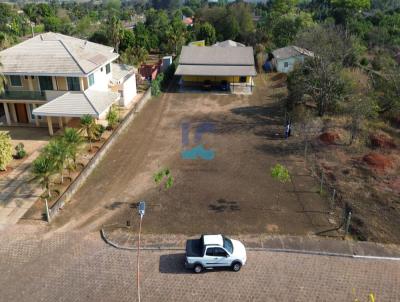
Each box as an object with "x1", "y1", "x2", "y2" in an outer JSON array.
[{"x1": 48, "y1": 75, "x2": 335, "y2": 236}]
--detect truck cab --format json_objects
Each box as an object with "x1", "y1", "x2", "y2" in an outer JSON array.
[{"x1": 185, "y1": 234, "x2": 247, "y2": 273}]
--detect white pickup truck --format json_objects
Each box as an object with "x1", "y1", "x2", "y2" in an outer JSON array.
[{"x1": 185, "y1": 234, "x2": 247, "y2": 273}]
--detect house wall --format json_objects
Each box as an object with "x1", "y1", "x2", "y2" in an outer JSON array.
[
  {"x1": 6, "y1": 75, "x2": 31, "y2": 91},
  {"x1": 276, "y1": 55, "x2": 305, "y2": 73},
  {"x1": 120, "y1": 74, "x2": 137, "y2": 107},
  {"x1": 55, "y1": 77, "x2": 68, "y2": 91},
  {"x1": 182, "y1": 75, "x2": 252, "y2": 84},
  {"x1": 87, "y1": 63, "x2": 113, "y2": 92}
]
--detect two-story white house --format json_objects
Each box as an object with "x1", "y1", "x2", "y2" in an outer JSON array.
[{"x1": 0, "y1": 32, "x2": 137, "y2": 135}]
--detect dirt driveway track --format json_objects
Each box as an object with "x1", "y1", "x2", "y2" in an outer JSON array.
[{"x1": 50, "y1": 76, "x2": 333, "y2": 236}]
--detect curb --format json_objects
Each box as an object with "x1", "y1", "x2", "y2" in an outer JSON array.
[{"x1": 100, "y1": 229, "x2": 400, "y2": 261}]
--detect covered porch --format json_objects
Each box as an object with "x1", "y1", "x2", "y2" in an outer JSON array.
[
  {"x1": 1, "y1": 99, "x2": 47, "y2": 127},
  {"x1": 32, "y1": 90, "x2": 120, "y2": 136}
]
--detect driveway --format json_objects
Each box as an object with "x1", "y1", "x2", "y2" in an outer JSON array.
[
  {"x1": 0, "y1": 227, "x2": 398, "y2": 302},
  {"x1": 49, "y1": 75, "x2": 334, "y2": 236},
  {"x1": 0, "y1": 127, "x2": 50, "y2": 228}
]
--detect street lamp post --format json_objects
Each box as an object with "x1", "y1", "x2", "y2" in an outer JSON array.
[{"x1": 137, "y1": 201, "x2": 145, "y2": 302}]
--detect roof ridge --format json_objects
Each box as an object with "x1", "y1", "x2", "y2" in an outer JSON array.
[
  {"x1": 58, "y1": 39, "x2": 87, "y2": 75},
  {"x1": 83, "y1": 90, "x2": 100, "y2": 116}
]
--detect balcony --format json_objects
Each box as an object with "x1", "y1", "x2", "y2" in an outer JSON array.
[{"x1": 0, "y1": 90, "x2": 46, "y2": 101}]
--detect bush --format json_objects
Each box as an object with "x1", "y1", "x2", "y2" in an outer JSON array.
[
  {"x1": 96, "y1": 124, "x2": 106, "y2": 139},
  {"x1": 106, "y1": 105, "x2": 119, "y2": 129},
  {"x1": 151, "y1": 73, "x2": 164, "y2": 96},
  {"x1": 360, "y1": 57, "x2": 369, "y2": 66},
  {"x1": 151, "y1": 60, "x2": 177, "y2": 96},
  {"x1": 15, "y1": 143, "x2": 27, "y2": 159},
  {"x1": 0, "y1": 131, "x2": 13, "y2": 171}
]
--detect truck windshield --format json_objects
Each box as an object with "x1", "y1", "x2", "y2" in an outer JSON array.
[{"x1": 222, "y1": 236, "x2": 233, "y2": 254}]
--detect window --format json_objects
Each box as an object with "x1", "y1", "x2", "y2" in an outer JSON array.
[
  {"x1": 213, "y1": 248, "x2": 227, "y2": 257},
  {"x1": 206, "y1": 247, "x2": 227, "y2": 257},
  {"x1": 67, "y1": 77, "x2": 81, "y2": 91},
  {"x1": 239, "y1": 76, "x2": 247, "y2": 83},
  {"x1": 284, "y1": 62, "x2": 289, "y2": 68},
  {"x1": 10, "y1": 75, "x2": 22, "y2": 87},
  {"x1": 223, "y1": 236, "x2": 233, "y2": 254},
  {"x1": 38, "y1": 76, "x2": 54, "y2": 91},
  {"x1": 106, "y1": 63, "x2": 111, "y2": 74},
  {"x1": 88, "y1": 74, "x2": 95, "y2": 86},
  {"x1": 206, "y1": 248, "x2": 214, "y2": 256}
]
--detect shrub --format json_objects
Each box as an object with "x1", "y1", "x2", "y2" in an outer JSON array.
[
  {"x1": 270, "y1": 164, "x2": 291, "y2": 183},
  {"x1": 151, "y1": 73, "x2": 164, "y2": 96},
  {"x1": 32, "y1": 154, "x2": 56, "y2": 198},
  {"x1": 106, "y1": 105, "x2": 119, "y2": 129},
  {"x1": 360, "y1": 57, "x2": 369, "y2": 66},
  {"x1": 0, "y1": 131, "x2": 13, "y2": 171},
  {"x1": 15, "y1": 143, "x2": 27, "y2": 159},
  {"x1": 96, "y1": 124, "x2": 106, "y2": 140}
]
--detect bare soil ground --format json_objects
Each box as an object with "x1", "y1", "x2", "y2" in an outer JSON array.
[
  {"x1": 46, "y1": 75, "x2": 335, "y2": 237},
  {"x1": 308, "y1": 119, "x2": 400, "y2": 244}
]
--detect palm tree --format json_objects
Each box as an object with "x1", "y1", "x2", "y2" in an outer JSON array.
[
  {"x1": 79, "y1": 114, "x2": 98, "y2": 151},
  {"x1": 63, "y1": 127, "x2": 84, "y2": 166},
  {"x1": 32, "y1": 155, "x2": 56, "y2": 199},
  {"x1": 107, "y1": 15, "x2": 124, "y2": 53},
  {"x1": 44, "y1": 138, "x2": 69, "y2": 184}
]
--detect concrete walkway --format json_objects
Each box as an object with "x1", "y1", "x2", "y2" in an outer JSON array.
[{"x1": 0, "y1": 150, "x2": 43, "y2": 229}]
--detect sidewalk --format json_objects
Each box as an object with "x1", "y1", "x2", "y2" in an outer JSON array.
[
  {"x1": 102, "y1": 226, "x2": 400, "y2": 259},
  {"x1": 0, "y1": 150, "x2": 43, "y2": 229}
]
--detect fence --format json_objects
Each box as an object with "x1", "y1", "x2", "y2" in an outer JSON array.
[
  {"x1": 303, "y1": 139, "x2": 353, "y2": 238},
  {"x1": 48, "y1": 88, "x2": 152, "y2": 221}
]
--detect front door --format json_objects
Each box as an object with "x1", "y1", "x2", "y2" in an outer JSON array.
[{"x1": 15, "y1": 103, "x2": 28, "y2": 123}]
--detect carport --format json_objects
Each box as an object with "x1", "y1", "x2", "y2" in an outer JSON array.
[{"x1": 175, "y1": 46, "x2": 257, "y2": 94}]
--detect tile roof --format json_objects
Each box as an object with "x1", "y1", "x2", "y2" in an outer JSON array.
[
  {"x1": 175, "y1": 64, "x2": 256, "y2": 76},
  {"x1": 179, "y1": 46, "x2": 255, "y2": 66},
  {"x1": 272, "y1": 46, "x2": 314, "y2": 60},
  {"x1": 0, "y1": 32, "x2": 119, "y2": 76},
  {"x1": 212, "y1": 40, "x2": 245, "y2": 47},
  {"x1": 111, "y1": 63, "x2": 136, "y2": 83},
  {"x1": 32, "y1": 89, "x2": 120, "y2": 118}
]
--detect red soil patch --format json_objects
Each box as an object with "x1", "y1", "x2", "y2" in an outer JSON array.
[
  {"x1": 370, "y1": 133, "x2": 396, "y2": 149},
  {"x1": 319, "y1": 132, "x2": 340, "y2": 145},
  {"x1": 363, "y1": 153, "x2": 394, "y2": 171}
]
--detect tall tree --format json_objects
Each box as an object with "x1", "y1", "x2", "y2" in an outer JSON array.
[
  {"x1": 106, "y1": 14, "x2": 124, "y2": 53},
  {"x1": 194, "y1": 22, "x2": 216, "y2": 45}
]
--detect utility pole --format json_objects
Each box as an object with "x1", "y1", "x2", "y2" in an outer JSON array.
[{"x1": 137, "y1": 201, "x2": 145, "y2": 302}]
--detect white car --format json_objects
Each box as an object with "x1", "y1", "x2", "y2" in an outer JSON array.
[{"x1": 185, "y1": 234, "x2": 247, "y2": 273}]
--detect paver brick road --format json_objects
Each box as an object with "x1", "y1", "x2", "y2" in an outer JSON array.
[{"x1": 0, "y1": 227, "x2": 399, "y2": 302}]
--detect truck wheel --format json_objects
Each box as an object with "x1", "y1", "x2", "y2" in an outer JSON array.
[
  {"x1": 193, "y1": 264, "x2": 203, "y2": 274},
  {"x1": 232, "y1": 262, "x2": 242, "y2": 272}
]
